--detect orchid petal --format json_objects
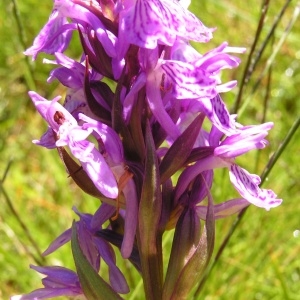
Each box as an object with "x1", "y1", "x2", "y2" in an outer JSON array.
[
  {"x1": 161, "y1": 60, "x2": 217, "y2": 99},
  {"x1": 118, "y1": 0, "x2": 213, "y2": 57},
  {"x1": 229, "y1": 164, "x2": 282, "y2": 210},
  {"x1": 198, "y1": 95, "x2": 237, "y2": 136},
  {"x1": 43, "y1": 228, "x2": 72, "y2": 256},
  {"x1": 24, "y1": 10, "x2": 73, "y2": 60}
]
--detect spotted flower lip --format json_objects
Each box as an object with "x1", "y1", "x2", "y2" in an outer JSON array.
[
  {"x1": 161, "y1": 42, "x2": 244, "y2": 100},
  {"x1": 229, "y1": 164, "x2": 282, "y2": 210},
  {"x1": 29, "y1": 91, "x2": 119, "y2": 199}
]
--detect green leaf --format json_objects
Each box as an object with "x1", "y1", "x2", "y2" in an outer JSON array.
[{"x1": 71, "y1": 222, "x2": 123, "y2": 300}]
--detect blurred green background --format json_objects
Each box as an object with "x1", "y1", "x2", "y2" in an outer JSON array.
[{"x1": 0, "y1": 0, "x2": 299, "y2": 299}]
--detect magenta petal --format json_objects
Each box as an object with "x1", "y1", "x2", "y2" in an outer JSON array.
[
  {"x1": 29, "y1": 91, "x2": 77, "y2": 133},
  {"x1": 28, "y1": 91, "x2": 61, "y2": 125},
  {"x1": 43, "y1": 228, "x2": 72, "y2": 256},
  {"x1": 91, "y1": 203, "x2": 115, "y2": 230},
  {"x1": 170, "y1": 39, "x2": 203, "y2": 62},
  {"x1": 80, "y1": 148, "x2": 118, "y2": 198},
  {"x1": 174, "y1": 155, "x2": 228, "y2": 202},
  {"x1": 108, "y1": 264, "x2": 129, "y2": 294},
  {"x1": 79, "y1": 114, "x2": 124, "y2": 164},
  {"x1": 215, "y1": 122, "x2": 273, "y2": 158},
  {"x1": 95, "y1": 239, "x2": 129, "y2": 293},
  {"x1": 146, "y1": 72, "x2": 180, "y2": 140},
  {"x1": 49, "y1": 119, "x2": 119, "y2": 198},
  {"x1": 48, "y1": 66, "x2": 82, "y2": 88},
  {"x1": 24, "y1": 10, "x2": 73, "y2": 60},
  {"x1": 30, "y1": 265, "x2": 79, "y2": 287},
  {"x1": 123, "y1": 72, "x2": 147, "y2": 121},
  {"x1": 197, "y1": 52, "x2": 241, "y2": 73},
  {"x1": 56, "y1": 0, "x2": 116, "y2": 57},
  {"x1": 216, "y1": 80, "x2": 238, "y2": 93},
  {"x1": 11, "y1": 265, "x2": 82, "y2": 299},
  {"x1": 11, "y1": 288, "x2": 81, "y2": 300},
  {"x1": 77, "y1": 219, "x2": 99, "y2": 271},
  {"x1": 33, "y1": 128, "x2": 57, "y2": 149}
]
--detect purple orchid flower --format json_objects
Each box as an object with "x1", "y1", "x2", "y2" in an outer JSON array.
[
  {"x1": 29, "y1": 91, "x2": 118, "y2": 199},
  {"x1": 44, "y1": 52, "x2": 112, "y2": 116},
  {"x1": 183, "y1": 161, "x2": 249, "y2": 220},
  {"x1": 169, "y1": 41, "x2": 246, "y2": 136},
  {"x1": 11, "y1": 206, "x2": 130, "y2": 300},
  {"x1": 44, "y1": 52, "x2": 102, "y2": 89},
  {"x1": 30, "y1": 90, "x2": 138, "y2": 258},
  {"x1": 42, "y1": 206, "x2": 129, "y2": 294},
  {"x1": 10, "y1": 265, "x2": 83, "y2": 300},
  {"x1": 123, "y1": 42, "x2": 244, "y2": 140},
  {"x1": 24, "y1": 0, "x2": 117, "y2": 60},
  {"x1": 175, "y1": 122, "x2": 282, "y2": 210},
  {"x1": 161, "y1": 42, "x2": 244, "y2": 99}
]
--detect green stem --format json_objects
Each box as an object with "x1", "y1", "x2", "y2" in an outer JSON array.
[
  {"x1": 249, "y1": 0, "x2": 292, "y2": 78},
  {"x1": 254, "y1": 55, "x2": 273, "y2": 172},
  {"x1": 261, "y1": 115, "x2": 300, "y2": 183},
  {"x1": 232, "y1": 0, "x2": 270, "y2": 114},
  {"x1": 239, "y1": 2, "x2": 299, "y2": 118},
  {"x1": 1, "y1": 161, "x2": 45, "y2": 265},
  {"x1": 11, "y1": 0, "x2": 36, "y2": 92}
]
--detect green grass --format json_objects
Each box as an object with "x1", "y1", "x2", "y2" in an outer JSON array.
[{"x1": 0, "y1": 0, "x2": 299, "y2": 299}]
